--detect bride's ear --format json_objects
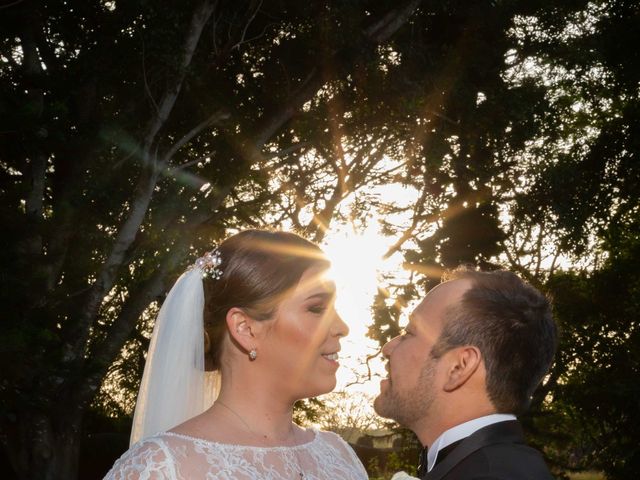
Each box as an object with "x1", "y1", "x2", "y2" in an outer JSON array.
[{"x1": 226, "y1": 307, "x2": 257, "y2": 353}]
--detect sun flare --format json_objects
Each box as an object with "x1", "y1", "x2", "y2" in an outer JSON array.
[
  {"x1": 321, "y1": 225, "x2": 391, "y2": 394},
  {"x1": 323, "y1": 227, "x2": 385, "y2": 325}
]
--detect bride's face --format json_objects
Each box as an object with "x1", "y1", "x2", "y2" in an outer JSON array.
[{"x1": 262, "y1": 265, "x2": 348, "y2": 400}]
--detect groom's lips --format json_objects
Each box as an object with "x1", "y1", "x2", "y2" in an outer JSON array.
[{"x1": 380, "y1": 364, "x2": 391, "y2": 389}]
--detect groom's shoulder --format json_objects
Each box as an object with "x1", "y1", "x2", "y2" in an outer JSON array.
[{"x1": 456, "y1": 441, "x2": 554, "y2": 480}]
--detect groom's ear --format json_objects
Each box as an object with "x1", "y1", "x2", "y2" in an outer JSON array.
[{"x1": 442, "y1": 346, "x2": 482, "y2": 392}]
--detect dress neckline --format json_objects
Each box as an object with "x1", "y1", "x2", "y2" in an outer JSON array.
[{"x1": 160, "y1": 427, "x2": 320, "y2": 451}]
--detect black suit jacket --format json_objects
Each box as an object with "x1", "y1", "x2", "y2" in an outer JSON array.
[{"x1": 422, "y1": 420, "x2": 554, "y2": 480}]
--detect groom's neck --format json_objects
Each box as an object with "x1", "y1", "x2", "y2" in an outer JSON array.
[{"x1": 413, "y1": 398, "x2": 497, "y2": 448}]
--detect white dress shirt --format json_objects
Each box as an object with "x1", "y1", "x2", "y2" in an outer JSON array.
[{"x1": 427, "y1": 413, "x2": 517, "y2": 472}]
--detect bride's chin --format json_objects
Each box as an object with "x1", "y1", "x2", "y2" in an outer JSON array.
[{"x1": 302, "y1": 377, "x2": 337, "y2": 399}]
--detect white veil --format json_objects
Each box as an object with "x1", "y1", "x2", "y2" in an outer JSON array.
[{"x1": 130, "y1": 267, "x2": 220, "y2": 445}]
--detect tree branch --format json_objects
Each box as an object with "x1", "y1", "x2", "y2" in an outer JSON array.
[
  {"x1": 18, "y1": 13, "x2": 48, "y2": 261},
  {"x1": 0, "y1": 0, "x2": 24, "y2": 10},
  {"x1": 70, "y1": 0, "x2": 217, "y2": 364},
  {"x1": 20, "y1": 22, "x2": 46, "y2": 221},
  {"x1": 141, "y1": 33, "x2": 160, "y2": 117},
  {"x1": 250, "y1": 0, "x2": 423, "y2": 151},
  {"x1": 383, "y1": 184, "x2": 431, "y2": 259},
  {"x1": 80, "y1": 182, "x2": 233, "y2": 407},
  {"x1": 364, "y1": 0, "x2": 423, "y2": 43},
  {"x1": 235, "y1": 0, "x2": 263, "y2": 49},
  {"x1": 161, "y1": 109, "x2": 230, "y2": 164},
  {"x1": 141, "y1": 0, "x2": 217, "y2": 153},
  {"x1": 78, "y1": 244, "x2": 189, "y2": 407},
  {"x1": 251, "y1": 67, "x2": 324, "y2": 149},
  {"x1": 265, "y1": 142, "x2": 311, "y2": 159}
]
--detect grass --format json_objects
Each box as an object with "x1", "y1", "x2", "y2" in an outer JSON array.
[{"x1": 567, "y1": 472, "x2": 605, "y2": 480}]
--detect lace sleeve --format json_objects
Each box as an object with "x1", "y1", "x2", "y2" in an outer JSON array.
[{"x1": 103, "y1": 437, "x2": 177, "y2": 480}]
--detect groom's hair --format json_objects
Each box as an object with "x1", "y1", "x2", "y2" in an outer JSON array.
[{"x1": 432, "y1": 267, "x2": 558, "y2": 414}]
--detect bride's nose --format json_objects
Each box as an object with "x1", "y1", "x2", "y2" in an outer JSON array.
[{"x1": 330, "y1": 311, "x2": 349, "y2": 337}]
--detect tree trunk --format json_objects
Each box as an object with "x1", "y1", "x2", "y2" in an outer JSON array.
[{"x1": 6, "y1": 408, "x2": 83, "y2": 480}]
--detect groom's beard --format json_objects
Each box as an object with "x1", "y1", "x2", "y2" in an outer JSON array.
[{"x1": 374, "y1": 359, "x2": 437, "y2": 428}]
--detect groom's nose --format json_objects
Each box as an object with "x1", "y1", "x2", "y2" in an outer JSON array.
[{"x1": 382, "y1": 335, "x2": 400, "y2": 358}]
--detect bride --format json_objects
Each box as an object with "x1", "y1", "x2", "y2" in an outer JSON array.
[{"x1": 105, "y1": 230, "x2": 368, "y2": 479}]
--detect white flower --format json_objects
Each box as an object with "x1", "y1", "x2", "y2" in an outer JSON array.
[{"x1": 390, "y1": 471, "x2": 420, "y2": 480}]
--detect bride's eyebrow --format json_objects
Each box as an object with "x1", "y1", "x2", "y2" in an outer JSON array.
[{"x1": 304, "y1": 291, "x2": 334, "y2": 301}]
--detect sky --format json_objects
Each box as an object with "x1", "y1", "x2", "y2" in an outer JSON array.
[
  {"x1": 323, "y1": 224, "x2": 390, "y2": 396},
  {"x1": 319, "y1": 184, "x2": 421, "y2": 408}
]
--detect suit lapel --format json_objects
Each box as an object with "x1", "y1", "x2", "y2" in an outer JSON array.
[{"x1": 423, "y1": 420, "x2": 525, "y2": 480}]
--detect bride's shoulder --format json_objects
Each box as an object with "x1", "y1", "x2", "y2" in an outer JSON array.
[
  {"x1": 313, "y1": 428, "x2": 355, "y2": 452},
  {"x1": 103, "y1": 434, "x2": 177, "y2": 480},
  {"x1": 314, "y1": 428, "x2": 345, "y2": 442},
  {"x1": 312, "y1": 428, "x2": 368, "y2": 477}
]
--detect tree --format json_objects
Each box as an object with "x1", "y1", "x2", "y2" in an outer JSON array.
[
  {"x1": 315, "y1": 391, "x2": 387, "y2": 439},
  {"x1": 0, "y1": 1, "x2": 423, "y2": 478},
  {"x1": 508, "y1": 5, "x2": 640, "y2": 475},
  {"x1": 365, "y1": 1, "x2": 639, "y2": 478},
  {"x1": 541, "y1": 214, "x2": 640, "y2": 478},
  {"x1": 3, "y1": 0, "x2": 638, "y2": 478}
]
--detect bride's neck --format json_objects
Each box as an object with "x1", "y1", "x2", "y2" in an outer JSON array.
[{"x1": 213, "y1": 382, "x2": 297, "y2": 442}]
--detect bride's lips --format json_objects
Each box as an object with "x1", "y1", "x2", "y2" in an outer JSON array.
[{"x1": 321, "y1": 351, "x2": 340, "y2": 366}]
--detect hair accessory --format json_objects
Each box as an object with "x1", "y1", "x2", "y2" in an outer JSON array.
[
  {"x1": 195, "y1": 248, "x2": 223, "y2": 279},
  {"x1": 249, "y1": 349, "x2": 257, "y2": 361}
]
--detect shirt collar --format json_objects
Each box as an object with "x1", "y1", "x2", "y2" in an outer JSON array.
[{"x1": 427, "y1": 413, "x2": 516, "y2": 472}]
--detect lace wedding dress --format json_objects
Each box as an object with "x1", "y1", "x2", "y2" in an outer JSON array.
[{"x1": 104, "y1": 428, "x2": 368, "y2": 479}]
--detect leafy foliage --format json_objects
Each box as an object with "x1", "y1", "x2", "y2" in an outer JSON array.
[
  {"x1": 0, "y1": 1, "x2": 423, "y2": 478},
  {"x1": 365, "y1": 1, "x2": 640, "y2": 478},
  {"x1": 1, "y1": 0, "x2": 638, "y2": 478}
]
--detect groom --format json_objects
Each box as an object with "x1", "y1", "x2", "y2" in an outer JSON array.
[{"x1": 374, "y1": 267, "x2": 557, "y2": 480}]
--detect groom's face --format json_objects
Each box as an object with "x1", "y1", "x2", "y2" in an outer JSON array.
[{"x1": 374, "y1": 280, "x2": 470, "y2": 427}]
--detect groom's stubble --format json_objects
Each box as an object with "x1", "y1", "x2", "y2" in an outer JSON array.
[{"x1": 374, "y1": 357, "x2": 438, "y2": 429}]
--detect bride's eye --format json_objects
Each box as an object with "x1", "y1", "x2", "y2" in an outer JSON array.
[{"x1": 308, "y1": 304, "x2": 327, "y2": 314}]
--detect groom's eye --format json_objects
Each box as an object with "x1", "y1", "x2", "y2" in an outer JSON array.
[{"x1": 401, "y1": 328, "x2": 413, "y2": 337}]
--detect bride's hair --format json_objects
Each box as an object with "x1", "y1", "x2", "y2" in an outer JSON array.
[{"x1": 203, "y1": 230, "x2": 330, "y2": 370}]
